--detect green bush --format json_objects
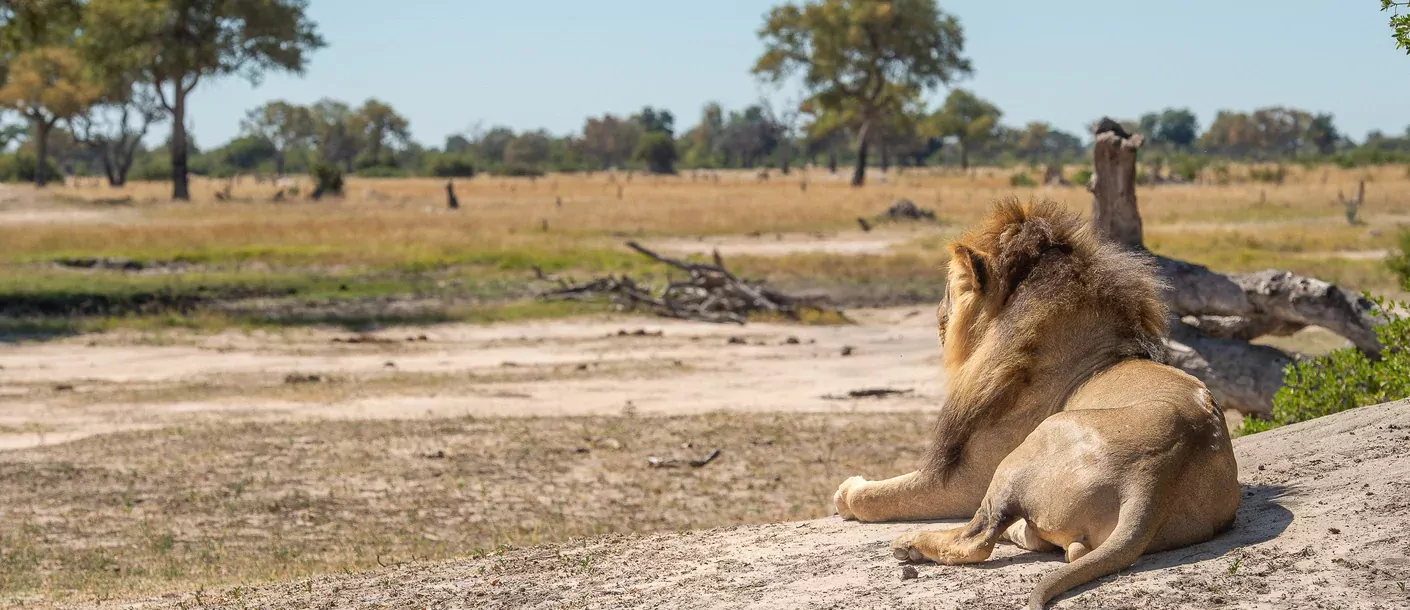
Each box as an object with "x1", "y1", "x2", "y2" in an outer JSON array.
[
  {"x1": 1243, "y1": 297, "x2": 1410, "y2": 434},
  {"x1": 1170, "y1": 155, "x2": 1208, "y2": 182},
  {"x1": 1389, "y1": 232, "x2": 1410, "y2": 289},
  {"x1": 310, "y1": 162, "x2": 345, "y2": 199},
  {"x1": 1068, "y1": 167, "x2": 1093, "y2": 186},
  {"x1": 633, "y1": 132, "x2": 678, "y2": 175},
  {"x1": 493, "y1": 163, "x2": 545, "y2": 178},
  {"x1": 1249, "y1": 165, "x2": 1286, "y2": 184},
  {"x1": 1008, "y1": 171, "x2": 1036, "y2": 187},
  {"x1": 426, "y1": 154, "x2": 476, "y2": 178},
  {"x1": 0, "y1": 153, "x2": 63, "y2": 183}
]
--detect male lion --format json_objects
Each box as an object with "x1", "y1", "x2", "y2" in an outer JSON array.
[{"x1": 833, "y1": 199, "x2": 1239, "y2": 609}]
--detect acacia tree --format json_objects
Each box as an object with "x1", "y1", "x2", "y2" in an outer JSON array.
[
  {"x1": 754, "y1": 0, "x2": 971, "y2": 186},
  {"x1": 928, "y1": 88, "x2": 999, "y2": 169},
  {"x1": 240, "y1": 100, "x2": 311, "y2": 176},
  {"x1": 0, "y1": 48, "x2": 99, "y2": 186},
  {"x1": 83, "y1": 0, "x2": 324, "y2": 200}
]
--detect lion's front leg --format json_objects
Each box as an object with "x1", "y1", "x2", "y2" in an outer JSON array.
[{"x1": 833, "y1": 470, "x2": 985, "y2": 522}]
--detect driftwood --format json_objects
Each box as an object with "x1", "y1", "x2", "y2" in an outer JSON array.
[
  {"x1": 536, "y1": 242, "x2": 843, "y2": 324},
  {"x1": 1089, "y1": 117, "x2": 1382, "y2": 416}
]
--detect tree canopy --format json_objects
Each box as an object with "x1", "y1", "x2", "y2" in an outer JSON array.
[{"x1": 754, "y1": 0, "x2": 971, "y2": 185}]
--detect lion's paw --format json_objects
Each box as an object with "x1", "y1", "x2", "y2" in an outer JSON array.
[
  {"x1": 891, "y1": 531, "x2": 929, "y2": 562},
  {"x1": 833, "y1": 476, "x2": 867, "y2": 520}
]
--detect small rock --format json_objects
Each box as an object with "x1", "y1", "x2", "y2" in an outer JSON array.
[
  {"x1": 53, "y1": 383, "x2": 75, "y2": 392},
  {"x1": 598, "y1": 438, "x2": 624, "y2": 450},
  {"x1": 900, "y1": 565, "x2": 918, "y2": 581},
  {"x1": 384, "y1": 361, "x2": 396, "y2": 368},
  {"x1": 785, "y1": 336, "x2": 800, "y2": 345},
  {"x1": 1328, "y1": 527, "x2": 1341, "y2": 534},
  {"x1": 574, "y1": 446, "x2": 590, "y2": 454},
  {"x1": 841, "y1": 346, "x2": 855, "y2": 356},
  {"x1": 575, "y1": 363, "x2": 590, "y2": 371},
  {"x1": 424, "y1": 450, "x2": 446, "y2": 459},
  {"x1": 728, "y1": 336, "x2": 747, "y2": 345}
]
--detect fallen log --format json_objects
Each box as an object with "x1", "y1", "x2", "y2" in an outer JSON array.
[{"x1": 1088, "y1": 117, "x2": 1382, "y2": 416}]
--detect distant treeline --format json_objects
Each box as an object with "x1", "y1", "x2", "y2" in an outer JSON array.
[{"x1": 7, "y1": 98, "x2": 1407, "y2": 185}]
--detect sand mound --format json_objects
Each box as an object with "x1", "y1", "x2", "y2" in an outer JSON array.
[{"x1": 114, "y1": 400, "x2": 1410, "y2": 609}]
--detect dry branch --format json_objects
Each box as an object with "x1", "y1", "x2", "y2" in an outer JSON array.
[{"x1": 536, "y1": 242, "x2": 844, "y2": 324}]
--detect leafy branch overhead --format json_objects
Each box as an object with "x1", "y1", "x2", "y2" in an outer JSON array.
[{"x1": 1384, "y1": 1, "x2": 1410, "y2": 54}]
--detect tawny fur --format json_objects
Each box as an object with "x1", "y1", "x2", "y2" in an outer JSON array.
[{"x1": 833, "y1": 198, "x2": 1240, "y2": 609}]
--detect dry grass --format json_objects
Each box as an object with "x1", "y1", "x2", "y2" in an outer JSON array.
[
  {"x1": 2, "y1": 164, "x2": 1407, "y2": 330},
  {"x1": 0, "y1": 411, "x2": 931, "y2": 607}
]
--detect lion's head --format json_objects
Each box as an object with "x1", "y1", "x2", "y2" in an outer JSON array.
[{"x1": 927, "y1": 198, "x2": 1168, "y2": 476}]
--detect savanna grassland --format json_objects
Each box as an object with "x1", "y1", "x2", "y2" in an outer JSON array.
[
  {"x1": 1, "y1": 164, "x2": 1408, "y2": 607},
  {"x1": 3, "y1": 163, "x2": 1407, "y2": 335}
]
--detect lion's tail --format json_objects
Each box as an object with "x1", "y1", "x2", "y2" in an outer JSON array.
[{"x1": 1027, "y1": 500, "x2": 1161, "y2": 610}]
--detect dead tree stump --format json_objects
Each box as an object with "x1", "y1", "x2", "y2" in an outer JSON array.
[
  {"x1": 1088, "y1": 117, "x2": 1381, "y2": 417},
  {"x1": 446, "y1": 180, "x2": 459, "y2": 210},
  {"x1": 1089, "y1": 118, "x2": 1145, "y2": 249}
]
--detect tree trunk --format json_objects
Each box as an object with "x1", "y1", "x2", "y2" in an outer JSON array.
[
  {"x1": 827, "y1": 149, "x2": 838, "y2": 174},
  {"x1": 171, "y1": 88, "x2": 190, "y2": 200},
  {"x1": 33, "y1": 118, "x2": 50, "y2": 188},
  {"x1": 274, "y1": 151, "x2": 286, "y2": 177},
  {"x1": 879, "y1": 139, "x2": 890, "y2": 173},
  {"x1": 779, "y1": 140, "x2": 791, "y2": 176},
  {"x1": 851, "y1": 119, "x2": 871, "y2": 187},
  {"x1": 959, "y1": 141, "x2": 970, "y2": 170},
  {"x1": 1089, "y1": 118, "x2": 1143, "y2": 248},
  {"x1": 1087, "y1": 116, "x2": 1381, "y2": 417}
]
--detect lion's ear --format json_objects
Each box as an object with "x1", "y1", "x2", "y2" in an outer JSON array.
[{"x1": 952, "y1": 245, "x2": 989, "y2": 294}]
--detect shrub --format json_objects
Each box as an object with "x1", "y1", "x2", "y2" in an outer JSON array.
[
  {"x1": 633, "y1": 132, "x2": 678, "y2": 175},
  {"x1": 1243, "y1": 297, "x2": 1410, "y2": 434},
  {"x1": 1170, "y1": 155, "x2": 1208, "y2": 182},
  {"x1": 1210, "y1": 163, "x2": 1231, "y2": 185},
  {"x1": 0, "y1": 153, "x2": 63, "y2": 183},
  {"x1": 1008, "y1": 171, "x2": 1036, "y2": 187},
  {"x1": 1389, "y1": 231, "x2": 1410, "y2": 289},
  {"x1": 310, "y1": 162, "x2": 345, "y2": 199},
  {"x1": 493, "y1": 163, "x2": 545, "y2": 178},
  {"x1": 1068, "y1": 167, "x2": 1093, "y2": 186},
  {"x1": 1249, "y1": 165, "x2": 1286, "y2": 184},
  {"x1": 426, "y1": 154, "x2": 476, "y2": 178}
]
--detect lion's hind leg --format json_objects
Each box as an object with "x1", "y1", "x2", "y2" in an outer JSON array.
[{"x1": 890, "y1": 503, "x2": 1018, "y2": 565}]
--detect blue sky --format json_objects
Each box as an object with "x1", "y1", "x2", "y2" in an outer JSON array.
[{"x1": 181, "y1": 0, "x2": 1410, "y2": 149}]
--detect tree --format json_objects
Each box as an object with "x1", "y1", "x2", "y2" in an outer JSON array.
[
  {"x1": 1155, "y1": 108, "x2": 1199, "y2": 149},
  {"x1": 239, "y1": 100, "x2": 311, "y2": 176},
  {"x1": 352, "y1": 98, "x2": 409, "y2": 168},
  {"x1": 928, "y1": 89, "x2": 1000, "y2": 169},
  {"x1": 633, "y1": 106, "x2": 674, "y2": 136},
  {"x1": 718, "y1": 104, "x2": 781, "y2": 168},
  {"x1": 503, "y1": 130, "x2": 551, "y2": 168},
  {"x1": 578, "y1": 115, "x2": 639, "y2": 169},
  {"x1": 634, "y1": 131, "x2": 677, "y2": 174},
  {"x1": 754, "y1": 0, "x2": 971, "y2": 186},
  {"x1": 1306, "y1": 113, "x2": 1340, "y2": 155},
  {"x1": 1384, "y1": 1, "x2": 1410, "y2": 53},
  {"x1": 0, "y1": 47, "x2": 99, "y2": 186},
  {"x1": 83, "y1": 0, "x2": 324, "y2": 200},
  {"x1": 69, "y1": 85, "x2": 164, "y2": 186},
  {"x1": 308, "y1": 99, "x2": 359, "y2": 171}
]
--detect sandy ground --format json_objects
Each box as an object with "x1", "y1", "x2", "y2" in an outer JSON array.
[
  {"x1": 0, "y1": 308, "x2": 945, "y2": 450},
  {"x1": 105, "y1": 399, "x2": 1410, "y2": 610}
]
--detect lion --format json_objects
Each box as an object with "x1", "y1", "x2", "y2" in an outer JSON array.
[{"x1": 832, "y1": 199, "x2": 1239, "y2": 609}]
